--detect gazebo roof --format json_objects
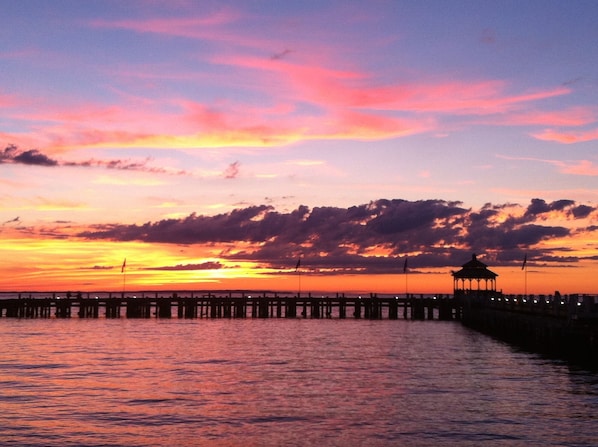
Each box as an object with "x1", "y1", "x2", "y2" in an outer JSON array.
[{"x1": 452, "y1": 254, "x2": 498, "y2": 279}]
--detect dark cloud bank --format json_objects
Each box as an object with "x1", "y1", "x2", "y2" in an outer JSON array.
[
  {"x1": 78, "y1": 198, "x2": 597, "y2": 274},
  {"x1": 1, "y1": 144, "x2": 186, "y2": 174}
]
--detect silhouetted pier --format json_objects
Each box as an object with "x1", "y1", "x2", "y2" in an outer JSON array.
[
  {"x1": 3, "y1": 253, "x2": 598, "y2": 366},
  {"x1": 461, "y1": 292, "x2": 598, "y2": 365},
  {"x1": 0, "y1": 292, "x2": 459, "y2": 320},
  {"x1": 2, "y1": 289, "x2": 598, "y2": 364},
  {"x1": 452, "y1": 254, "x2": 598, "y2": 365}
]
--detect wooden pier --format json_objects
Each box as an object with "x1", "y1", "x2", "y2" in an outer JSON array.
[
  {"x1": 0, "y1": 292, "x2": 459, "y2": 320},
  {"x1": 460, "y1": 292, "x2": 598, "y2": 366},
  {"x1": 3, "y1": 287, "x2": 598, "y2": 364}
]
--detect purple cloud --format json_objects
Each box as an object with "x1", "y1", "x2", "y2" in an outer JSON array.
[
  {"x1": 146, "y1": 261, "x2": 225, "y2": 271},
  {"x1": 2, "y1": 144, "x2": 188, "y2": 175},
  {"x1": 224, "y1": 161, "x2": 240, "y2": 179},
  {"x1": 76, "y1": 198, "x2": 595, "y2": 274}
]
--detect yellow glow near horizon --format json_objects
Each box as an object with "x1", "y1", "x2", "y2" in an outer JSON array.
[{"x1": 2, "y1": 229, "x2": 597, "y2": 294}]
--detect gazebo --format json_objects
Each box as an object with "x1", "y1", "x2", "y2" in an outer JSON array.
[{"x1": 452, "y1": 254, "x2": 498, "y2": 297}]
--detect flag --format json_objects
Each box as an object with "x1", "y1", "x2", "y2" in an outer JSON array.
[
  {"x1": 521, "y1": 254, "x2": 527, "y2": 270},
  {"x1": 403, "y1": 257, "x2": 408, "y2": 273},
  {"x1": 295, "y1": 258, "x2": 301, "y2": 272},
  {"x1": 121, "y1": 258, "x2": 126, "y2": 273}
]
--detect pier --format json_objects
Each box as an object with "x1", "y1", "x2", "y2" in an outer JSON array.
[
  {"x1": 461, "y1": 292, "x2": 598, "y2": 365},
  {"x1": 452, "y1": 254, "x2": 598, "y2": 366},
  {"x1": 2, "y1": 253, "x2": 598, "y2": 366},
  {"x1": 2, "y1": 289, "x2": 598, "y2": 365},
  {"x1": 0, "y1": 292, "x2": 459, "y2": 320}
]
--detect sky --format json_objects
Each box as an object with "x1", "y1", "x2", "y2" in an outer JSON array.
[{"x1": 1, "y1": 0, "x2": 598, "y2": 295}]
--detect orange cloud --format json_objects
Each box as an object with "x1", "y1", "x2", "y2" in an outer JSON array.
[{"x1": 32, "y1": 197, "x2": 87, "y2": 211}]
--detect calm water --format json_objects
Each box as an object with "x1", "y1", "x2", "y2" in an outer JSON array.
[{"x1": 1, "y1": 318, "x2": 597, "y2": 446}]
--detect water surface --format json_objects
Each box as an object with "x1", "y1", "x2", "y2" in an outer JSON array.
[{"x1": 1, "y1": 319, "x2": 597, "y2": 446}]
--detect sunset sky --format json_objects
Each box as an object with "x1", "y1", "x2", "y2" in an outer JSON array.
[{"x1": 1, "y1": 1, "x2": 598, "y2": 294}]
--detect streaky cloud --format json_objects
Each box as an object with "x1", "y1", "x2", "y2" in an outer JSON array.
[
  {"x1": 531, "y1": 127, "x2": 598, "y2": 144},
  {"x1": 1, "y1": 144, "x2": 188, "y2": 175},
  {"x1": 145, "y1": 261, "x2": 224, "y2": 271},
  {"x1": 2, "y1": 216, "x2": 20, "y2": 225}
]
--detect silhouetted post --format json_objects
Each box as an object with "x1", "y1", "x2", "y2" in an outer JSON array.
[
  {"x1": 354, "y1": 298, "x2": 362, "y2": 318},
  {"x1": 295, "y1": 258, "x2": 301, "y2": 298},
  {"x1": 389, "y1": 298, "x2": 398, "y2": 319},
  {"x1": 403, "y1": 256, "x2": 408, "y2": 297}
]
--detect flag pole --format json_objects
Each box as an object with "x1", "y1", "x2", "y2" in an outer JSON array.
[
  {"x1": 121, "y1": 258, "x2": 127, "y2": 295},
  {"x1": 522, "y1": 254, "x2": 527, "y2": 297}
]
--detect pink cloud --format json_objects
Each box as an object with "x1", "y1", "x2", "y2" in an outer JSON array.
[
  {"x1": 0, "y1": 29, "x2": 580, "y2": 152},
  {"x1": 5, "y1": 101, "x2": 296, "y2": 151},
  {"x1": 384, "y1": 83, "x2": 569, "y2": 115},
  {"x1": 0, "y1": 130, "x2": 40, "y2": 150},
  {"x1": 0, "y1": 48, "x2": 43, "y2": 63},
  {"x1": 88, "y1": 9, "x2": 273, "y2": 51},
  {"x1": 88, "y1": 12, "x2": 573, "y2": 119},
  {"x1": 498, "y1": 154, "x2": 598, "y2": 176},
  {"x1": 180, "y1": 98, "x2": 430, "y2": 143},
  {"x1": 531, "y1": 128, "x2": 598, "y2": 144},
  {"x1": 558, "y1": 160, "x2": 598, "y2": 176},
  {"x1": 318, "y1": 110, "x2": 432, "y2": 140},
  {"x1": 488, "y1": 106, "x2": 596, "y2": 127},
  {"x1": 219, "y1": 54, "x2": 570, "y2": 117},
  {"x1": 90, "y1": 11, "x2": 239, "y2": 37},
  {"x1": 0, "y1": 92, "x2": 19, "y2": 108},
  {"x1": 3, "y1": 78, "x2": 574, "y2": 152},
  {"x1": 73, "y1": 11, "x2": 584, "y2": 149}
]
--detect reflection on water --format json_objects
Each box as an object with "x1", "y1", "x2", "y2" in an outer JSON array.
[{"x1": 1, "y1": 319, "x2": 597, "y2": 446}]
